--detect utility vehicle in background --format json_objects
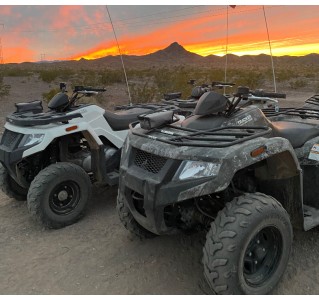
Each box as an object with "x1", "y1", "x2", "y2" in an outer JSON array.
[{"x1": 162, "y1": 80, "x2": 281, "y2": 115}]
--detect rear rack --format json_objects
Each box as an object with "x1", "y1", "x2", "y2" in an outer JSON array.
[
  {"x1": 130, "y1": 123, "x2": 272, "y2": 148},
  {"x1": 114, "y1": 103, "x2": 178, "y2": 112},
  {"x1": 6, "y1": 111, "x2": 82, "y2": 126}
]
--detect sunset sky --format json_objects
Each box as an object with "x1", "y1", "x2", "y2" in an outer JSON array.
[{"x1": 0, "y1": 4, "x2": 319, "y2": 63}]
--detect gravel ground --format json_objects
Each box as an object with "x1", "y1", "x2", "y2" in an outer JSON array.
[{"x1": 1, "y1": 76, "x2": 319, "y2": 294}]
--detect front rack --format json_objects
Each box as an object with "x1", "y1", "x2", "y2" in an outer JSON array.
[
  {"x1": 263, "y1": 107, "x2": 319, "y2": 119},
  {"x1": 131, "y1": 123, "x2": 272, "y2": 148},
  {"x1": 262, "y1": 107, "x2": 295, "y2": 117},
  {"x1": 305, "y1": 94, "x2": 319, "y2": 106}
]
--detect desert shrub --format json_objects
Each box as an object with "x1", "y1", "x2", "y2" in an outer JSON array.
[
  {"x1": 275, "y1": 69, "x2": 299, "y2": 82},
  {"x1": 233, "y1": 69, "x2": 265, "y2": 90},
  {"x1": 153, "y1": 67, "x2": 194, "y2": 98},
  {"x1": 0, "y1": 76, "x2": 10, "y2": 96},
  {"x1": 77, "y1": 69, "x2": 100, "y2": 86},
  {"x1": 127, "y1": 68, "x2": 159, "y2": 79},
  {"x1": 42, "y1": 87, "x2": 60, "y2": 102},
  {"x1": 289, "y1": 79, "x2": 307, "y2": 90},
  {"x1": 38, "y1": 68, "x2": 74, "y2": 83},
  {"x1": 305, "y1": 72, "x2": 316, "y2": 79},
  {"x1": 130, "y1": 82, "x2": 157, "y2": 103},
  {"x1": 99, "y1": 69, "x2": 124, "y2": 85},
  {"x1": 2, "y1": 68, "x2": 33, "y2": 77}
]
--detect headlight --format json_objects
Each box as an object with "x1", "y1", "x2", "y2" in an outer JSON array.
[
  {"x1": 20, "y1": 134, "x2": 45, "y2": 147},
  {"x1": 174, "y1": 160, "x2": 221, "y2": 181}
]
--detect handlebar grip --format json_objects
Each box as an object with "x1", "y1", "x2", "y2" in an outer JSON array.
[
  {"x1": 212, "y1": 81, "x2": 236, "y2": 86},
  {"x1": 74, "y1": 86, "x2": 106, "y2": 92},
  {"x1": 252, "y1": 90, "x2": 286, "y2": 99}
]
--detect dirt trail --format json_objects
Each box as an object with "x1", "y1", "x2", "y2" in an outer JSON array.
[{"x1": 1, "y1": 76, "x2": 319, "y2": 294}]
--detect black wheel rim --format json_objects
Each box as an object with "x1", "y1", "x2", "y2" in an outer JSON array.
[
  {"x1": 243, "y1": 226, "x2": 283, "y2": 287},
  {"x1": 49, "y1": 181, "x2": 80, "y2": 215}
]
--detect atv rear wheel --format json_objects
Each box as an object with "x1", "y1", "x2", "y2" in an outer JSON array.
[
  {"x1": 117, "y1": 192, "x2": 156, "y2": 239},
  {"x1": 203, "y1": 192, "x2": 292, "y2": 295},
  {"x1": 0, "y1": 163, "x2": 28, "y2": 201},
  {"x1": 27, "y1": 162, "x2": 91, "y2": 229}
]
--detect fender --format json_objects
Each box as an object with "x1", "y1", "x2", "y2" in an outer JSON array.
[
  {"x1": 175, "y1": 136, "x2": 304, "y2": 229},
  {"x1": 176, "y1": 137, "x2": 301, "y2": 199}
]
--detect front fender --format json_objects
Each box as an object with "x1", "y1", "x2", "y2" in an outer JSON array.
[{"x1": 177, "y1": 137, "x2": 300, "y2": 201}]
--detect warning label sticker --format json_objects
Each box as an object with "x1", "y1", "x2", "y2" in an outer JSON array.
[{"x1": 308, "y1": 144, "x2": 319, "y2": 161}]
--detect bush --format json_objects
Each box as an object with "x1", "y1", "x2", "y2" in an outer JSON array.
[
  {"x1": 233, "y1": 69, "x2": 265, "y2": 90},
  {"x1": 38, "y1": 69, "x2": 74, "y2": 83},
  {"x1": 0, "y1": 76, "x2": 10, "y2": 96},
  {"x1": 289, "y1": 79, "x2": 307, "y2": 90},
  {"x1": 42, "y1": 88, "x2": 61, "y2": 102},
  {"x1": 275, "y1": 69, "x2": 298, "y2": 82},
  {"x1": 130, "y1": 82, "x2": 157, "y2": 103},
  {"x1": 100, "y1": 69, "x2": 124, "y2": 85},
  {"x1": 2, "y1": 68, "x2": 33, "y2": 77}
]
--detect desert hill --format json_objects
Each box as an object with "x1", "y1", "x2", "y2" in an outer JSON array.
[{"x1": 5, "y1": 42, "x2": 319, "y2": 70}]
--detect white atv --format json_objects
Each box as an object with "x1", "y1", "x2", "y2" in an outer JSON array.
[{"x1": 0, "y1": 83, "x2": 176, "y2": 229}]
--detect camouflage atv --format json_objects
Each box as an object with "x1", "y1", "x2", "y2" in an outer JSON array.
[{"x1": 116, "y1": 86, "x2": 319, "y2": 294}]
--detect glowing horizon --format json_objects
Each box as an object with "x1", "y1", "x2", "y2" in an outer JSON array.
[
  {"x1": 69, "y1": 41, "x2": 319, "y2": 62},
  {"x1": 1, "y1": 5, "x2": 319, "y2": 63}
]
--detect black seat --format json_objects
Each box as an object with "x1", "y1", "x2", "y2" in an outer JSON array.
[
  {"x1": 104, "y1": 108, "x2": 153, "y2": 131},
  {"x1": 15, "y1": 100, "x2": 43, "y2": 113},
  {"x1": 271, "y1": 121, "x2": 319, "y2": 148},
  {"x1": 181, "y1": 114, "x2": 226, "y2": 130}
]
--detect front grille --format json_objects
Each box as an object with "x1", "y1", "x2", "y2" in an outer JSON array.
[
  {"x1": 0, "y1": 130, "x2": 21, "y2": 148},
  {"x1": 134, "y1": 149, "x2": 167, "y2": 174}
]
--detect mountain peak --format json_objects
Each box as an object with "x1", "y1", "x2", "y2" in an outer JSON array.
[
  {"x1": 145, "y1": 42, "x2": 202, "y2": 62},
  {"x1": 166, "y1": 41, "x2": 183, "y2": 49},
  {"x1": 162, "y1": 42, "x2": 188, "y2": 54}
]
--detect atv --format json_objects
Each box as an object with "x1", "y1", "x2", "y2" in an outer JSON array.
[
  {"x1": 0, "y1": 83, "x2": 178, "y2": 229},
  {"x1": 162, "y1": 80, "x2": 236, "y2": 116},
  {"x1": 162, "y1": 80, "x2": 280, "y2": 116},
  {"x1": 117, "y1": 86, "x2": 319, "y2": 294}
]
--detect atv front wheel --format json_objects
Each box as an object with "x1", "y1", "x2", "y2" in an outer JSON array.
[
  {"x1": 203, "y1": 192, "x2": 292, "y2": 295},
  {"x1": 0, "y1": 163, "x2": 28, "y2": 201},
  {"x1": 117, "y1": 192, "x2": 156, "y2": 239},
  {"x1": 27, "y1": 162, "x2": 91, "y2": 229}
]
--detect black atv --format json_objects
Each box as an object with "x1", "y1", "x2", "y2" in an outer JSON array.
[
  {"x1": 161, "y1": 80, "x2": 236, "y2": 116},
  {"x1": 116, "y1": 86, "x2": 319, "y2": 294}
]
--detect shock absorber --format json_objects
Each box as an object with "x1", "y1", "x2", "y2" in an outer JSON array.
[{"x1": 193, "y1": 210, "x2": 213, "y2": 228}]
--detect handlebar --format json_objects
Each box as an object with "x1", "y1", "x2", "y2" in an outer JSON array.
[
  {"x1": 212, "y1": 81, "x2": 236, "y2": 87},
  {"x1": 73, "y1": 86, "x2": 106, "y2": 93},
  {"x1": 251, "y1": 89, "x2": 286, "y2": 99}
]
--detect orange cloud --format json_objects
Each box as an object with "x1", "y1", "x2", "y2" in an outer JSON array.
[
  {"x1": 2, "y1": 5, "x2": 319, "y2": 63},
  {"x1": 3, "y1": 47, "x2": 35, "y2": 63}
]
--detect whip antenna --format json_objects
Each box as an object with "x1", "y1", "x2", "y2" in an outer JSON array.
[
  {"x1": 224, "y1": 6, "x2": 229, "y2": 96},
  {"x1": 105, "y1": 6, "x2": 132, "y2": 105},
  {"x1": 262, "y1": 6, "x2": 277, "y2": 92}
]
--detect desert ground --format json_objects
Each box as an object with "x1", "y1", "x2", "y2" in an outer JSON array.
[{"x1": 1, "y1": 74, "x2": 319, "y2": 295}]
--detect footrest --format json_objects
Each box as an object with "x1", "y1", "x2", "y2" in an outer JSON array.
[{"x1": 105, "y1": 170, "x2": 119, "y2": 186}]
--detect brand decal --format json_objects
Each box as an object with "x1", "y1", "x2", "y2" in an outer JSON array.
[
  {"x1": 308, "y1": 144, "x2": 319, "y2": 161},
  {"x1": 237, "y1": 115, "x2": 253, "y2": 126}
]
